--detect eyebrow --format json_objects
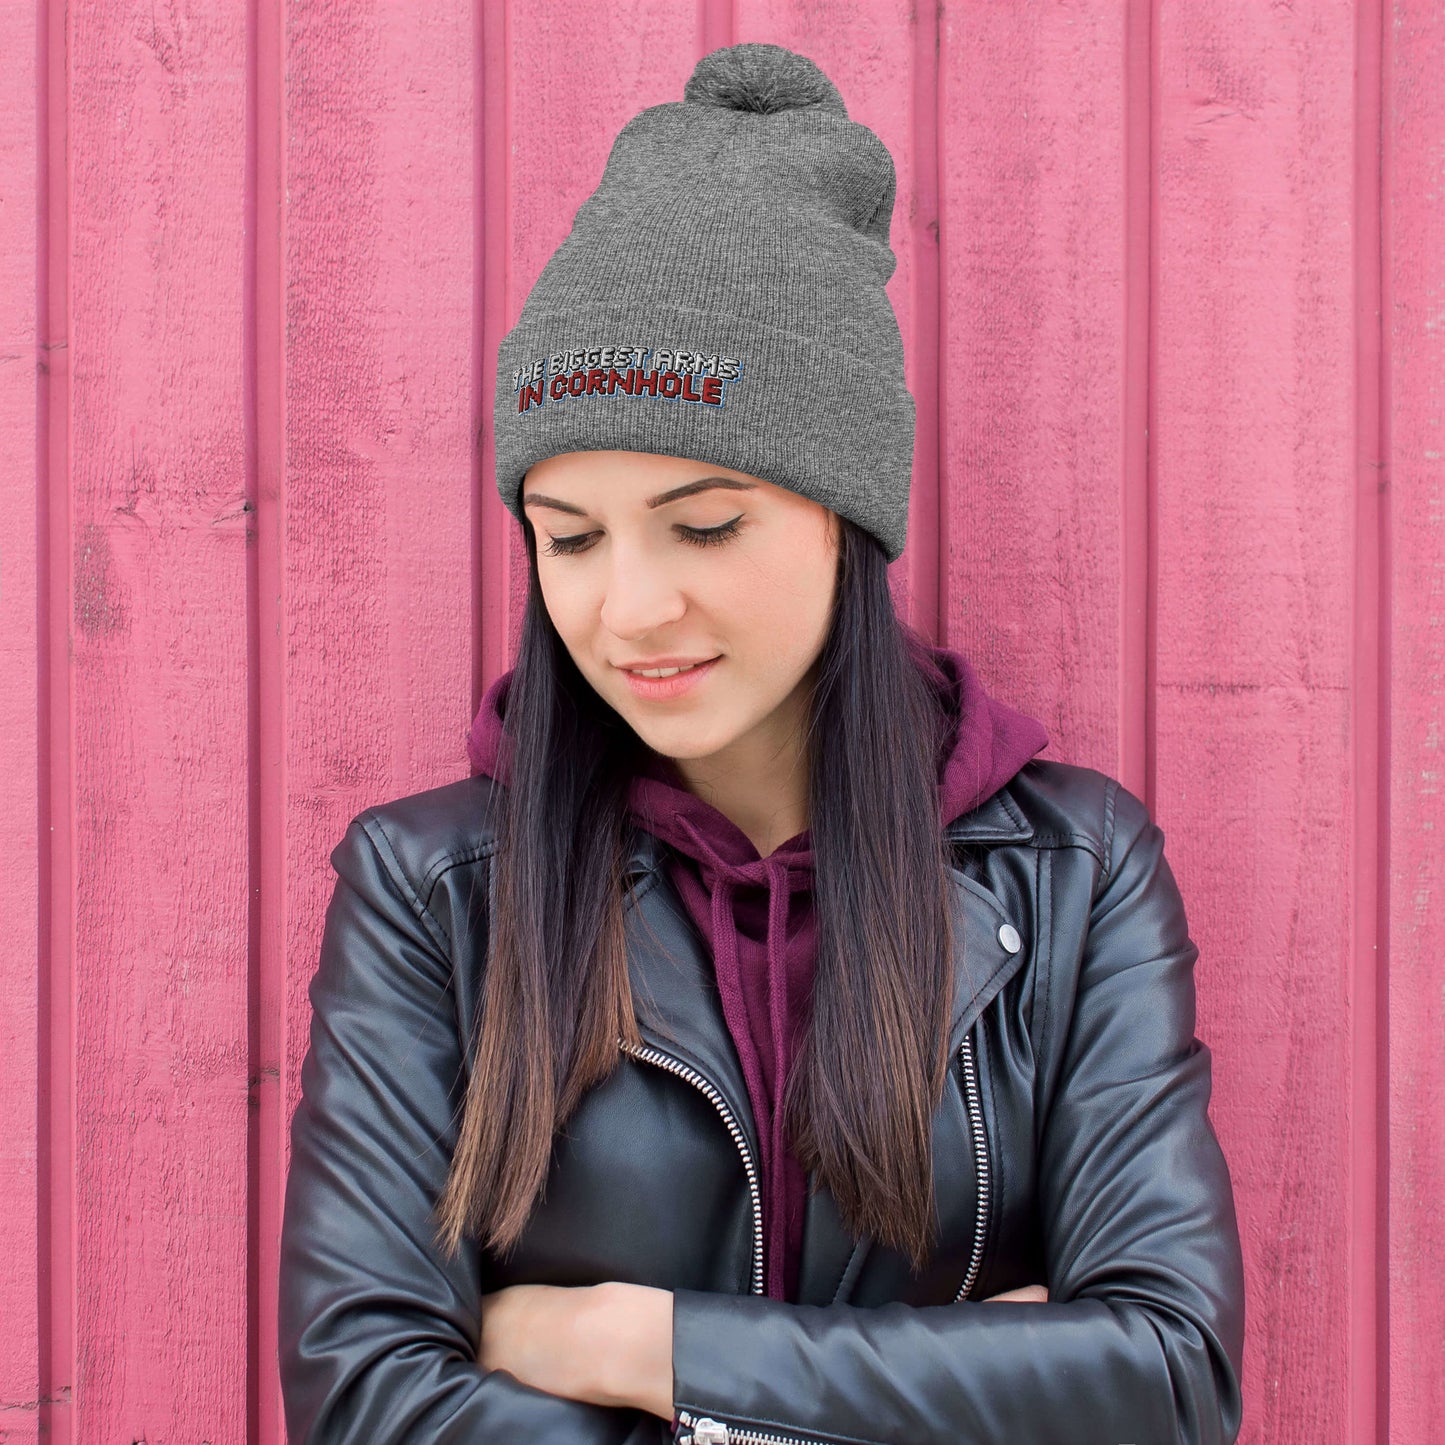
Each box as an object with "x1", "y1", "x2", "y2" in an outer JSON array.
[{"x1": 521, "y1": 476, "x2": 758, "y2": 517}]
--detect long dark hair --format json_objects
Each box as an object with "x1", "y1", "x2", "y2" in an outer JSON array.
[{"x1": 434, "y1": 508, "x2": 958, "y2": 1272}]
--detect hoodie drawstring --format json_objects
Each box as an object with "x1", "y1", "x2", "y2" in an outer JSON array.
[{"x1": 676, "y1": 817, "x2": 801, "y2": 1296}]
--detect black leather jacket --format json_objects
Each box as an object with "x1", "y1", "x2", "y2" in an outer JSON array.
[{"x1": 279, "y1": 759, "x2": 1246, "y2": 1444}]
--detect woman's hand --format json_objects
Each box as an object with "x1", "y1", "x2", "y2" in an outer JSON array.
[
  {"x1": 981, "y1": 1282, "x2": 1050, "y2": 1302},
  {"x1": 478, "y1": 1281, "x2": 674, "y2": 1421},
  {"x1": 477, "y1": 1283, "x2": 605, "y2": 1405}
]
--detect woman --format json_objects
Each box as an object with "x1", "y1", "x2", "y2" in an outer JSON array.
[{"x1": 278, "y1": 43, "x2": 1245, "y2": 1445}]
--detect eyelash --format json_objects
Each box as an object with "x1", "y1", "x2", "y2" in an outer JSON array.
[{"x1": 541, "y1": 516, "x2": 744, "y2": 558}]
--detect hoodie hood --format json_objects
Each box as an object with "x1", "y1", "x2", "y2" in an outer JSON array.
[{"x1": 464, "y1": 635, "x2": 1048, "y2": 1299}]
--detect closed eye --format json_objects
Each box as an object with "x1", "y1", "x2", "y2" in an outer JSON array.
[{"x1": 541, "y1": 515, "x2": 744, "y2": 558}]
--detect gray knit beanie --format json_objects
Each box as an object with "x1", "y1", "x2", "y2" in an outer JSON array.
[{"x1": 492, "y1": 42, "x2": 915, "y2": 563}]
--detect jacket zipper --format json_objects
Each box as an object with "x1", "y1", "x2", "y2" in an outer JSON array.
[
  {"x1": 620, "y1": 1045, "x2": 811, "y2": 1444},
  {"x1": 676, "y1": 1407, "x2": 827, "y2": 1444},
  {"x1": 953, "y1": 1024, "x2": 991, "y2": 1303},
  {"x1": 652, "y1": 1025, "x2": 993, "y2": 1445},
  {"x1": 618, "y1": 1038, "x2": 765, "y2": 1295}
]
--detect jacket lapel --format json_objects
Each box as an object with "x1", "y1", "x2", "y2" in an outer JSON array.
[
  {"x1": 621, "y1": 836, "x2": 762, "y2": 1169},
  {"x1": 940, "y1": 787, "x2": 1034, "y2": 1049},
  {"x1": 945, "y1": 871, "x2": 1030, "y2": 1054}
]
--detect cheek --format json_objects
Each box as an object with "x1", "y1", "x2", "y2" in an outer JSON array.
[
  {"x1": 720, "y1": 535, "x2": 835, "y2": 653},
  {"x1": 537, "y1": 568, "x2": 593, "y2": 653}
]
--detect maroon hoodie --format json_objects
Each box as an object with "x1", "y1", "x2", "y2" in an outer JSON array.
[{"x1": 465, "y1": 635, "x2": 1049, "y2": 1301}]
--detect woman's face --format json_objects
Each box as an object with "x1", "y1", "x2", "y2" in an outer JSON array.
[{"x1": 522, "y1": 449, "x2": 840, "y2": 768}]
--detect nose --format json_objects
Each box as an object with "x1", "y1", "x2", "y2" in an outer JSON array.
[{"x1": 597, "y1": 549, "x2": 687, "y2": 639}]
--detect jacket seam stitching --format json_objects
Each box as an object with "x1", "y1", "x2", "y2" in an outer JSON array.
[
  {"x1": 1100, "y1": 777, "x2": 1119, "y2": 885},
  {"x1": 1035, "y1": 847, "x2": 1054, "y2": 1107},
  {"x1": 1027, "y1": 845, "x2": 1044, "y2": 1064},
  {"x1": 357, "y1": 812, "x2": 456, "y2": 957},
  {"x1": 982, "y1": 1003, "x2": 1003, "y2": 1291},
  {"x1": 951, "y1": 831, "x2": 1104, "y2": 865},
  {"x1": 415, "y1": 843, "x2": 500, "y2": 918},
  {"x1": 1027, "y1": 829, "x2": 1105, "y2": 864},
  {"x1": 827, "y1": 1234, "x2": 864, "y2": 1306},
  {"x1": 622, "y1": 864, "x2": 665, "y2": 911},
  {"x1": 994, "y1": 786, "x2": 1030, "y2": 831},
  {"x1": 958, "y1": 950, "x2": 1015, "y2": 1025}
]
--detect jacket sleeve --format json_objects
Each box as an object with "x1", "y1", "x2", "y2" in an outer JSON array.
[
  {"x1": 669, "y1": 779, "x2": 1246, "y2": 1445},
  {"x1": 278, "y1": 814, "x2": 658, "y2": 1444}
]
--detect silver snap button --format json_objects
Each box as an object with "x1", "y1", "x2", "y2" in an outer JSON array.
[{"x1": 998, "y1": 923, "x2": 1022, "y2": 954}]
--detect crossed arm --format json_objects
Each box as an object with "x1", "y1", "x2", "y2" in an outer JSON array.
[{"x1": 475, "y1": 1278, "x2": 1051, "y2": 1422}]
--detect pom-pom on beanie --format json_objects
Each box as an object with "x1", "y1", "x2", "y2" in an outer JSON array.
[{"x1": 492, "y1": 42, "x2": 916, "y2": 563}]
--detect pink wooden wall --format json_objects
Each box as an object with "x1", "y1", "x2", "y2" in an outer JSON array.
[{"x1": 1, "y1": 2, "x2": 1439, "y2": 1442}]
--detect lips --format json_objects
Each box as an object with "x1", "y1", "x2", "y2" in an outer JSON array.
[
  {"x1": 618, "y1": 654, "x2": 721, "y2": 700},
  {"x1": 623, "y1": 659, "x2": 712, "y2": 678}
]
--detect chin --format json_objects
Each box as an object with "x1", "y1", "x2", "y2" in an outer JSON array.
[{"x1": 628, "y1": 714, "x2": 734, "y2": 763}]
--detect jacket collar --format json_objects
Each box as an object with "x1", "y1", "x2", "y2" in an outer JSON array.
[
  {"x1": 943, "y1": 786, "x2": 1035, "y2": 844},
  {"x1": 622, "y1": 784, "x2": 1034, "y2": 877}
]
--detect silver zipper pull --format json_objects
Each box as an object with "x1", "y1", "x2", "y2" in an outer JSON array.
[{"x1": 689, "y1": 1420, "x2": 730, "y2": 1445}]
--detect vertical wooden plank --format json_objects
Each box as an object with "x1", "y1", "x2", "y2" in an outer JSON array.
[
  {"x1": 0, "y1": 0, "x2": 41, "y2": 1436},
  {"x1": 280, "y1": 0, "x2": 477, "y2": 832},
  {"x1": 67, "y1": 0, "x2": 251, "y2": 1436},
  {"x1": 1153, "y1": 4, "x2": 1359, "y2": 1442},
  {"x1": 37, "y1": 2, "x2": 73, "y2": 1435},
  {"x1": 483, "y1": 3, "x2": 705, "y2": 686},
  {"x1": 1352, "y1": 8, "x2": 1387, "y2": 1444},
  {"x1": 476, "y1": 0, "x2": 508, "y2": 710},
  {"x1": 280, "y1": 0, "x2": 477, "y2": 1356},
  {"x1": 1385, "y1": 2, "x2": 1445, "y2": 1439},
  {"x1": 734, "y1": 1, "x2": 937, "y2": 635},
  {"x1": 937, "y1": 4, "x2": 1130, "y2": 775},
  {"x1": 248, "y1": 0, "x2": 285, "y2": 1436}
]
